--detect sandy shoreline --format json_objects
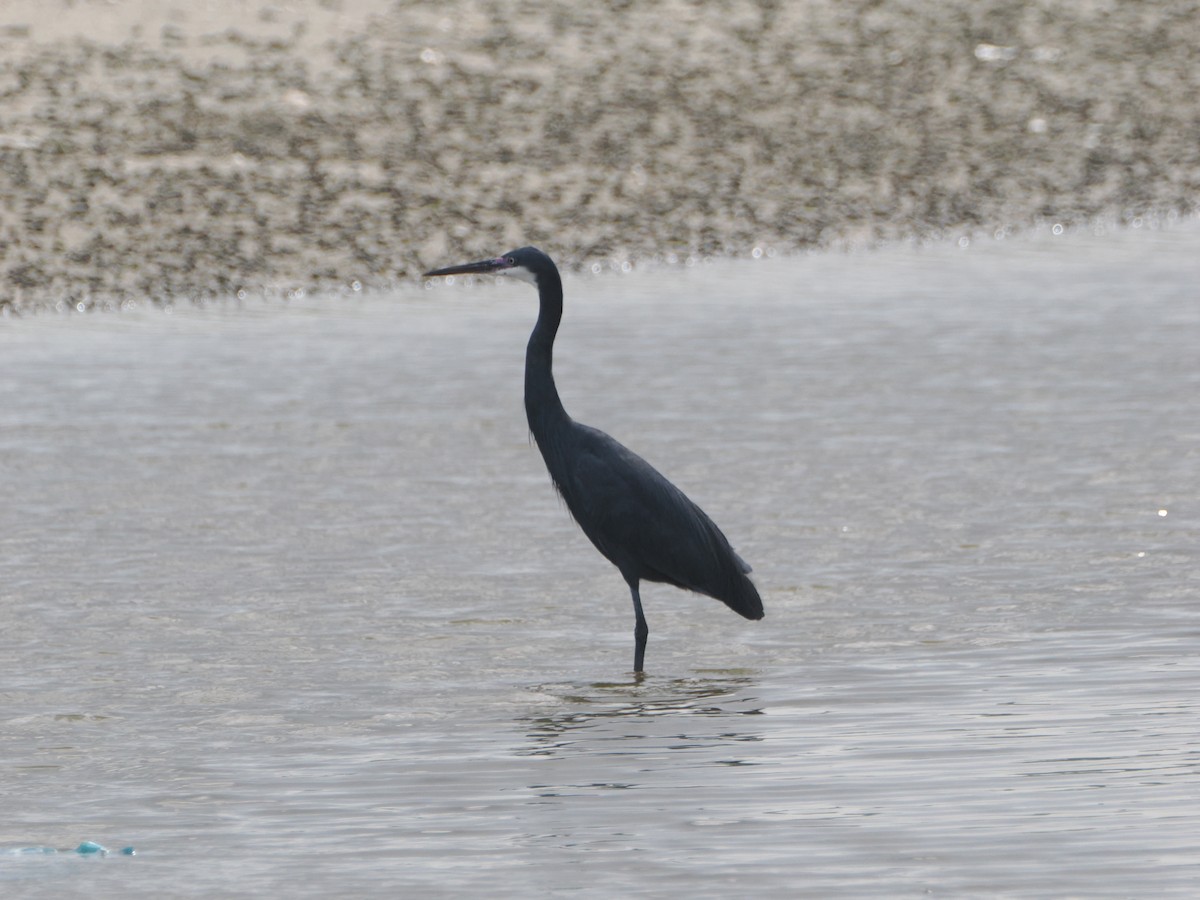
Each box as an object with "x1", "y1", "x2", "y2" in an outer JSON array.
[{"x1": 1, "y1": 0, "x2": 1197, "y2": 311}]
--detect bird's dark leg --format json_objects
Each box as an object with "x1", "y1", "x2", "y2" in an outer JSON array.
[{"x1": 629, "y1": 581, "x2": 649, "y2": 673}]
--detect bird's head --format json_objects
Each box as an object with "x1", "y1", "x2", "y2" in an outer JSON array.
[{"x1": 423, "y1": 246, "x2": 556, "y2": 287}]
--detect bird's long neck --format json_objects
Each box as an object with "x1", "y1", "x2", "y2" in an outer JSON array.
[{"x1": 524, "y1": 270, "x2": 571, "y2": 448}]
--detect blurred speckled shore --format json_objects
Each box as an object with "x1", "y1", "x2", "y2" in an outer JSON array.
[{"x1": 1, "y1": 0, "x2": 1197, "y2": 311}]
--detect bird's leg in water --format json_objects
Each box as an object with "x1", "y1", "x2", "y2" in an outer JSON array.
[{"x1": 630, "y1": 582, "x2": 649, "y2": 673}]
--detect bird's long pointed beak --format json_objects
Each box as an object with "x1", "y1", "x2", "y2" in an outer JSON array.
[{"x1": 423, "y1": 256, "x2": 513, "y2": 278}]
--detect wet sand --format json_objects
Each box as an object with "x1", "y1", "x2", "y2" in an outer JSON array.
[{"x1": 1, "y1": 0, "x2": 1197, "y2": 311}]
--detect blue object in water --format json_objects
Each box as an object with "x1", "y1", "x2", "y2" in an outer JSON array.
[{"x1": 6, "y1": 842, "x2": 134, "y2": 857}]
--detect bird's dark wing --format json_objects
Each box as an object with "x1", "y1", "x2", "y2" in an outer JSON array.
[{"x1": 557, "y1": 424, "x2": 762, "y2": 619}]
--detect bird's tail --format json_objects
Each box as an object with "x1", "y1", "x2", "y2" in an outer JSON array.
[{"x1": 722, "y1": 571, "x2": 764, "y2": 621}]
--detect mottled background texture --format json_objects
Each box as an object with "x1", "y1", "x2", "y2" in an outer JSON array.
[{"x1": 1, "y1": 0, "x2": 1197, "y2": 310}]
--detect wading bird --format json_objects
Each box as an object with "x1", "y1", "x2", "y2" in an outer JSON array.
[{"x1": 424, "y1": 247, "x2": 763, "y2": 672}]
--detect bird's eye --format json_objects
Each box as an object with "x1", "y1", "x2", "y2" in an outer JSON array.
[{"x1": 505, "y1": 257, "x2": 515, "y2": 266}]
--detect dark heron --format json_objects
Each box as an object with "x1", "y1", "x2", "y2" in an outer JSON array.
[{"x1": 424, "y1": 246, "x2": 763, "y2": 672}]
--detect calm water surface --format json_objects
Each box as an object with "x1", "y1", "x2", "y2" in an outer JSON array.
[{"x1": 2, "y1": 225, "x2": 1198, "y2": 897}]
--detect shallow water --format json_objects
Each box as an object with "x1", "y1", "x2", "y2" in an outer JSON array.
[{"x1": 2, "y1": 225, "x2": 1198, "y2": 897}]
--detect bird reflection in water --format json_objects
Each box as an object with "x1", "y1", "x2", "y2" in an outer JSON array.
[{"x1": 517, "y1": 673, "x2": 765, "y2": 772}]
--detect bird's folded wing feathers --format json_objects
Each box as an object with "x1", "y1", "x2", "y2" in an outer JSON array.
[{"x1": 567, "y1": 432, "x2": 741, "y2": 589}]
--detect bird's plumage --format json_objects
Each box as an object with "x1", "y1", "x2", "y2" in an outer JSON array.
[
  {"x1": 424, "y1": 245, "x2": 762, "y2": 671},
  {"x1": 540, "y1": 419, "x2": 762, "y2": 620}
]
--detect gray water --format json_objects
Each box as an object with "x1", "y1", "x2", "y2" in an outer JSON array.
[{"x1": 2, "y1": 224, "x2": 1198, "y2": 897}]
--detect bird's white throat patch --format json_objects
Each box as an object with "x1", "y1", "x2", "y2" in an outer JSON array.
[{"x1": 501, "y1": 265, "x2": 538, "y2": 286}]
